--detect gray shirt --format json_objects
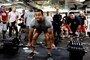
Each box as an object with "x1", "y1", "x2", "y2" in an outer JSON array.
[
  {"x1": 29, "y1": 17, "x2": 53, "y2": 32},
  {"x1": 24, "y1": 11, "x2": 35, "y2": 26}
]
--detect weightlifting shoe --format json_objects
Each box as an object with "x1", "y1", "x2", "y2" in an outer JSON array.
[
  {"x1": 28, "y1": 52, "x2": 35, "y2": 59},
  {"x1": 47, "y1": 54, "x2": 53, "y2": 60}
]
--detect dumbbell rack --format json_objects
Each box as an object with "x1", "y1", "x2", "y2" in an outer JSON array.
[
  {"x1": 0, "y1": 37, "x2": 20, "y2": 53},
  {"x1": 67, "y1": 41, "x2": 85, "y2": 60}
]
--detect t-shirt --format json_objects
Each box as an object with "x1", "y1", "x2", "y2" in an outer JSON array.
[
  {"x1": 53, "y1": 14, "x2": 62, "y2": 23},
  {"x1": 29, "y1": 17, "x2": 53, "y2": 32},
  {"x1": 1, "y1": 11, "x2": 8, "y2": 22},
  {"x1": 53, "y1": 14, "x2": 62, "y2": 26},
  {"x1": 45, "y1": 16, "x2": 53, "y2": 22},
  {"x1": 8, "y1": 11, "x2": 18, "y2": 22},
  {"x1": 67, "y1": 16, "x2": 81, "y2": 31},
  {"x1": 24, "y1": 11, "x2": 35, "y2": 26},
  {"x1": 79, "y1": 15, "x2": 86, "y2": 26}
]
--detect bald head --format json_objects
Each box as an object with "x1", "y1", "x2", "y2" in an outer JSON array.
[{"x1": 56, "y1": 9, "x2": 59, "y2": 14}]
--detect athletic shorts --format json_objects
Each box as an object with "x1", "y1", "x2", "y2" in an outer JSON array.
[{"x1": 81, "y1": 26, "x2": 86, "y2": 33}]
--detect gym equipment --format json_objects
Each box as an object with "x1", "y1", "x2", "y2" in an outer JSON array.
[
  {"x1": 67, "y1": 41, "x2": 85, "y2": 60},
  {"x1": 68, "y1": 35, "x2": 80, "y2": 39},
  {"x1": 0, "y1": 37, "x2": 20, "y2": 52}
]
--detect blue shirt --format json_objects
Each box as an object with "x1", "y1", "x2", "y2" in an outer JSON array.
[{"x1": 67, "y1": 16, "x2": 81, "y2": 29}]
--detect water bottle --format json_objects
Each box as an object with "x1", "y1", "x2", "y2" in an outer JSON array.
[
  {"x1": 72, "y1": 41, "x2": 74, "y2": 45},
  {"x1": 78, "y1": 42, "x2": 80, "y2": 46}
]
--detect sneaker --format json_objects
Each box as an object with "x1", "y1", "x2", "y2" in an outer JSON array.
[
  {"x1": 28, "y1": 52, "x2": 35, "y2": 59},
  {"x1": 47, "y1": 54, "x2": 53, "y2": 60}
]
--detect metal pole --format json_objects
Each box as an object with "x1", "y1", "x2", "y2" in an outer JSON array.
[{"x1": 65, "y1": 0, "x2": 68, "y2": 9}]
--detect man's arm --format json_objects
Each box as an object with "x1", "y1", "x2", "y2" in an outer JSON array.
[
  {"x1": 8, "y1": 13, "x2": 11, "y2": 26},
  {"x1": 24, "y1": 13, "x2": 27, "y2": 25},
  {"x1": 60, "y1": 15, "x2": 62, "y2": 21},
  {"x1": 84, "y1": 16, "x2": 87, "y2": 26},
  {"x1": 28, "y1": 19, "x2": 35, "y2": 48},
  {"x1": 76, "y1": 25, "x2": 81, "y2": 32},
  {"x1": 16, "y1": 15, "x2": 18, "y2": 25},
  {"x1": 24, "y1": 17, "x2": 26, "y2": 25},
  {"x1": 68, "y1": 23, "x2": 71, "y2": 31},
  {"x1": 6, "y1": 12, "x2": 8, "y2": 22},
  {"x1": 28, "y1": 28, "x2": 34, "y2": 48}
]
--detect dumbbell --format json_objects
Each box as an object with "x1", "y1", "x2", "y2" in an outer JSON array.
[{"x1": 0, "y1": 37, "x2": 20, "y2": 52}]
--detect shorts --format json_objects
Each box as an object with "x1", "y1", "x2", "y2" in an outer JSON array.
[
  {"x1": 2, "y1": 23, "x2": 7, "y2": 31},
  {"x1": 64, "y1": 24, "x2": 69, "y2": 30},
  {"x1": 81, "y1": 26, "x2": 86, "y2": 33}
]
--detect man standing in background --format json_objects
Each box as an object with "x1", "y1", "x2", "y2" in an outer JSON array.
[
  {"x1": 53, "y1": 9, "x2": 62, "y2": 46},
  {"x1": 24, "y1": 6, "x2": 35, "y2": 42},
  {"x1": 79, "y1": 11, "x2": 86, "y2": 33}
]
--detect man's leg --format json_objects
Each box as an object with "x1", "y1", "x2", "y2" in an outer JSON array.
[
  {"x1": 45, "y1": 32, "x2": 54, "y2": 60},
  {"x1": 28, "y1": 28, "x2": 34, "y2": 48},
  {"x1": 65, "y1": 29, "x2": 69, "y2": 38},
  {"x1": 13, "y1": 24, "x2": 18, "y2": 37},
  {"x1": 18, "y1": 28, "x2": 22, "y2": 40},
  {"x1": 48, "y1": 29, "x2": 55, "y2": 48},
  {"x1": 2, "y1": 23, "x2": 6, "y2": 39},
  {"x1": 3, "y1": 24, "x2": 7, "y2": 39},
  {"x1": 45, "y1": 32, "x2": 52, "y2": 56},
  {"x1": 9, "y1": 24, "x2": 12, "y2": 37},
  {"x1": 53, "y1": 28, "x2": 57, "y2": 46},
  {"x1": 57, "y1": 28, "x2": 61, "y2": 41},
  {"x1": 28, "y1": 29, "x2": 41, "y2": 58},
  {"x1": 32, "y1": 29, "x2": 41, "y2": 52},
  {"x1": 24, "y1": 26, "x2": 29, "y2": 41}
]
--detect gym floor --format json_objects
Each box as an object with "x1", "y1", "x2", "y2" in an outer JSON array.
[{"x1": 0, "y1": 33, "x2": 90, "y2": 60}]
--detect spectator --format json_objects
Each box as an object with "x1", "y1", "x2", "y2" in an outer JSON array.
[
  {"x1": 24, "y1": 6, "x2": 35, "y2": 42},
  {"x1": 53, "y1": 9, "x2": 62, "y2": 46},
  {"x1": 8, "y1": 6, "x2": 18, "y2": 37},
  {"x1": 0, "y1": 5, "x2": 8, "y2": 39},
  {"x1": 67, "y1": 12, "x2": 81, "y2": 41}
]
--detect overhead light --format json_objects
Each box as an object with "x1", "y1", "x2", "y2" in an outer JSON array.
[
  {"x1": 76, "y1": 0, "x2": 85, "y2": 2},
  {"x1": 80, "y1": 0, "x2": 85, "y2": 2},
  {"x1": 1, "y1": 3, "x2": 12, "y2": 6}
]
